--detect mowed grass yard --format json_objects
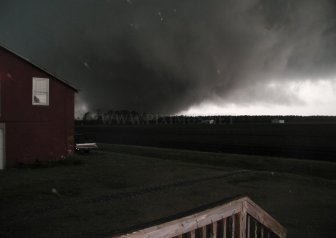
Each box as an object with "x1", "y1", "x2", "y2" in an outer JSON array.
[{"x1": 1, "y1": 144, "x2": 336, "y2": 238}]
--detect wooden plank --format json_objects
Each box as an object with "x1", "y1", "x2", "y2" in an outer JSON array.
[
  {"x1": 191, "y1": 230, "x2": 196, "y2": 238},
  {"x1": 254, "y1": 220, "x2": 257, "y2": 238},
  {"x1": 223, "y1": 218, "x2": 227, "y2": 238},
  {"x1": 240, "y1": 203, "x2": 247, "y2": 238},
  {"x1": 232, "y1": 216, "x2": 235, "y2": 238},
  {"x1": 244, "y1": 199, "x2": 287, "y2": 238},
  {"x1": 213, "y1": 222, "x2": 218, "y2": 238},
  {"x1": 196, "y1": 204, "x2": 242, "y2": 228},
  {"x1": 202, "y1": 226, "x2": 207, "y2": 238},
  {"x1": 247, "y1": 216, "x2": 250, "y2": 238}
]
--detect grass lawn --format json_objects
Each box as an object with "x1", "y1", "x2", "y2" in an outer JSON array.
[{"x1": 1, "y1": 144, "x2": 336, "y2": 238}]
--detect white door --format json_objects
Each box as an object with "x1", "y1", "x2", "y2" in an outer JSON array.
[{"x1": 0, "y1": 128, "x2": 3, "y2": 170}]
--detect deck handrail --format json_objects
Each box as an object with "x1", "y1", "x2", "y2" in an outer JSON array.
[{"x1": 113, "y1": 196, "x2": 286, "y2": 238}]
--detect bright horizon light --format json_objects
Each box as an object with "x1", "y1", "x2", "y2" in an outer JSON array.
[{"x1": 179, "y1": 79, "x2": 336, "y2": 116}]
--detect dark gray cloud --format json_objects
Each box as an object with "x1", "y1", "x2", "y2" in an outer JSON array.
[{"x1": 0, "y1": 0, "x2": 335, "y2": 114}]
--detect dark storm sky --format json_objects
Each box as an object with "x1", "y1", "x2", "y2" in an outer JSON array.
[{"x1": 1, "y1": 0, "x2": 336, "y2": 114}]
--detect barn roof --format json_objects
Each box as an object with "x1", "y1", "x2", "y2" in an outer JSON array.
[{"x1": 0, "y1": 43, "x2": 78, "y2": 92}]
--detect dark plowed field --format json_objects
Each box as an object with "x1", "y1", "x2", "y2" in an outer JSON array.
[{"x1": 76, "y1": 124, "x2": 336, "y2": 161}]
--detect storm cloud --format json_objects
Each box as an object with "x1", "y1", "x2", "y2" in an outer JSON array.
[{"x1": 1, "y1": 0, "x2": 336, "y2": 114}]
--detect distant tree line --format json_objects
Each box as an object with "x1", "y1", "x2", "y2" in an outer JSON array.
[{"x1": 75, "y1": 110, "x2": 336, "y2": 125}]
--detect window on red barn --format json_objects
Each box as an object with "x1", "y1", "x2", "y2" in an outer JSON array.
[{"x1": 32, "y1": 77, "x2": 49, "y2": 105}]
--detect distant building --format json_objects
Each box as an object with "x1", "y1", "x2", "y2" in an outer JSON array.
[
  {"x1": 271, "y1": 119, "x2": 285, "y2": 124},
  {"x1": 0, "y1": 44, "x2": 77, "y2": 169}
]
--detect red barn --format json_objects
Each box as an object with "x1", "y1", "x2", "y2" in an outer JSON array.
[{"x1": 0, "y1": 44, "x2": 77, "y2": 169}]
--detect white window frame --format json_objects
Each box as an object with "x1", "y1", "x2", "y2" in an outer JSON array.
[{"x1": 32, "y1": 77, "x2": 49, "y2": 106}]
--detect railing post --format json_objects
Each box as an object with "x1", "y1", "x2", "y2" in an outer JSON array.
[
  {"x1": 191, "y1": 230, "x2": 196, "y2": 238},
  {"x1": 213, "y1": 221, "x2": 218, "y2": 238},
  {"x1": 240, "y1": 200, "x2": 247, "y2": 238},
  {"x1": 202, "y1": 226, "x2": 207, "y2": 238},
  {"x1": 223, "y1": 217, "x2": 227, "y2": 238}
]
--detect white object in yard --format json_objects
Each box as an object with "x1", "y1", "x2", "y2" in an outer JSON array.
[
  {"x1": 75, "y1": 134, "x2": 98, "y2": 152},
  {"x1": 76, "y1": 143, "x2": 98, "y2": 151}
]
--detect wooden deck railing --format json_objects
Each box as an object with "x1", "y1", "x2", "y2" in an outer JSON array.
[{"x1": 113, "y1": 197, "x2": 286, "y2": 238}]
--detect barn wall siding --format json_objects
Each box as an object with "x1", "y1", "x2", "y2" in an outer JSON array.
[
  {"x1": 0, "y1": 46, "x2": 75, "y2": 167},
  {"x1": 6, "y1": 121, "x2": 74, "y2": 166}
]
